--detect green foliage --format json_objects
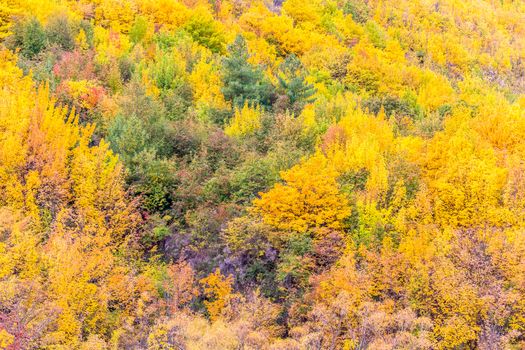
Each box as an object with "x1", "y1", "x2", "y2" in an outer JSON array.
[
  {"x1": 222, "y1": 34, "x2": 274, "y2": 108},
  {"x1": 183, "y1": 15, "x2": 225, "y2": 54},
  {"x1": 365, "y1": 20, "x2": 387, "y2": 49},
  {"x1": 203, "y1": 168, "x2": 232, "y2": 204},
  {"x1": 162, "y1": 84, "x2": 193, "y2": 120},
  {"x1": 142, "y1": 215, "x2": 172, "y2": 246},
  {"x1": 132, "y1": 151, "x2": 178, "y2": 213},
  {"x1": 4, "y1": 1, "x2": 525, "y2": 348},
  {"x1": 338, "y1": 168, "x2": 370, "y2": 194},
  {"x1": 151, "y1": 52, "x2": 181, "y2": 91},
  {"x1": 45, "y1": 13, "x2": 75, "y2": 51},
  {"x1": 343, "y1": 0, "x2": 369, "y2": 23},
  {"x1": 108, "y1": 106, "x2": 178, "y2": 214},
  {"x1": 229, "y1": 157, "x2": 279, "y2": 203},
  {"x1": 11, "y1": 18, "x2": 47, "y2": 59},
  {"x1": 79, "y1": 20, "x2": 94, "y2": 48},
  {"x1": 276, "y1": 234, "x2": 313, "y2": 289},
  {"x1": 275, "y1": 54, "x2": 316, "y2": 114},
  {"x1": 362, "y1": 95, "x2": 423, "y2": 119},
  {"x1": 108, "y1": 114, "x2": 149, "y2": 163},
  {"x1": 154, "y1": 31, "x2": 178, "y2": 51},
  {"x1": 129, "y1": 16, "x2": 149, "y2": 45}
]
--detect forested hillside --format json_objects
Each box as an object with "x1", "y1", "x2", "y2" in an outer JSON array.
[{"x1": 1, "y1": 0, "x2": 525, "y2": 348}]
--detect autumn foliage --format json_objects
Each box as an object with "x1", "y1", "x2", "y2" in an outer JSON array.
[{"x1": 1, "y1": 0, "x2": 525, "y2": 349}]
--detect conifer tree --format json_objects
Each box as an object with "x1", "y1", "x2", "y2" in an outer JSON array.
[
  {"x1": 276, "y1": 54, "x2": 316, "y2": 114},
  {"x1": 222, "y1": 34, "x2": 274, "y2": 109}
]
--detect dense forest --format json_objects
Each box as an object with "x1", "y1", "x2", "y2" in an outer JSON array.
[{"x1": 0, "y1": 0, "x2": 525, "y2": 348}]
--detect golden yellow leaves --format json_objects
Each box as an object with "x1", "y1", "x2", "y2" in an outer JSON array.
[
  {"x1": 416, "y1": 71, "x2": 455, "y2": 112},
  {"x1": 225, "y1": 102, "x2": 261, "y2": 138},
  {"x1": 0, "y1": 329, "x2": 14, "y2": 349},
  {"x1": 327, "y1": 106, "x2": 394, "y2": 200},
  {"x1": 200, "y1": 268, "x2": 234, "y2": 321},
  {"x1": 253, "y1": 154, "x2": 351, "y2": 233},
  {"x1": 0, "y1": 1, "x2": 19, "y2": 39},
  {"x1": 251, "y1": 105, "x2": 397, "y2": 235},
  {"x1": 137, "y1": 0, "x2": 190, "y2": 29},
  {"x1": 422, "y1": 106, "x2": 511, "y2": 229},
  {"x1": 189, "y1": 52, "x2": 229, "y2": 111},
  {"x1": 0, "y1": 46, "x2": 142, "y2": 346},
  {"x1": 94, "y1": 0, "x2": 136, "y2": 33},
  {"x1": 282, "y1": 0, "x2": 322, "y2": 28},
  {"x1": 93, "y1": 26, "x2": 132, "y2": 65}
]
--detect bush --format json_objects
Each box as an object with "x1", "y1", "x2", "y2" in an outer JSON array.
[
  {"x1": 163, "y1": 119, "x2": 205, "y2": 159},
  {"x1": 162, "y1": 84, "x2": 193, "y2": 120},
  {"x1": 151, "y1": 52, "x2": 181, "y2": 91},
  {"x1": 230, "y1": 158, "x2": 278, "y2": 203},
  {"x1": 183, "y1": 14, "x2": 225, "y2": 54},
  {"x1": 132, "y1": 152, "x2": 178, "y2": 213},
  {"x1": 108, "y1": 114, "x2": 149, "y2": 164},
  {"x1": 79, "y1": 20, "x2": 94, "y2": 48},
  {"x1": 362, "y1": 95, "x2": 423, "y2": 120},
  {"x1": 343, "y1": 0, "x2": 369, "y2": 23},
  {"x1": 129, "y1": 16, "x2": 149, "y2": 45},
  {"x1": 118, "y1": 55, "x2": 135, "y2": 83},
  {"x1": 365, "y1": 20, "x2": 387, "y2": 49},
  {"x1": 275, "y1": 54, "x2": 316, "y2": 114},
  {"x1": 52, "y1": 49, "x2": 95, "y2": 82},
  {"x1": 46, "y1": 13, "x2": 75, "y2": 51},
  {"x1": 10, "y1": 18, "x2": 47, "y2": 59}
]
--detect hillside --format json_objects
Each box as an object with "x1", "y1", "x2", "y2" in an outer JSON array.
[{"x1": 1, "y1": 0, "x2": 525, "y2": 348}]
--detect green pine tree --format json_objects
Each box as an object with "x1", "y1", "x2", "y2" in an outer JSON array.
[
  {"x1": 276, "y1": 54, "x2": 316, "y2": 114},
  {"x1": 222, "y1": 34, "x2": 274, "y2": 109},
  {"x1": 20, "y1": 18, "x2": 46, "y2": 59}
]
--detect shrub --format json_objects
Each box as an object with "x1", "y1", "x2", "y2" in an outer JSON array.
[
  {"x1": 10, "y1": 18, "x2": 47, "y2": 59},
  {"x1": 46, "y1": 13, "x2": 75, "y2": 51}
]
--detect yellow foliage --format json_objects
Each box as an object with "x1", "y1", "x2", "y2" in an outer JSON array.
[
  {"x1": 422, "y1": 107, "x2": 509, "y2": 228},
  {"x1": 137, "y1": 0, "x2": 190, "y2": 29},
  {"x1": 282, "y1": 0, "x2": 322, "y2": 28},
  {"x1": 325, "y1": 106, "x2": 394, "y2": 200},
  {"x1": 93, "y1": 26, "x2": 131, "y2": 64},
  {"x1": 189, "y1": 52, "x2": 228, "y2": 110},
  {"x1": 76, "y1": 28, "x2": 89, "y2": 50},
  {"x1": 416, "y1": 71, "x2": 455, "y2": 111},
  {"x1": 299, "y1": 103, "x2": 316, "y2": 132},
  {"x1": 199, "y1": 268, "x2": 233, "y2": 321},
  {"x1": 253, "y1": 154, "x2": 351, "y2": 233},
  {"x1": 0, "y1": 48, "x2": 144, "y2": 346},
  {"x1": 0, "y1": 329, "x2": 14, "y2": 348},
  {"x1": 0, "y1": 1, "x2": 19, "y2": 39},
  {"x1": 225, "y1": 102, "x2": 262, "y2": 137},
  {"x1": 1, "y1": 0, "x2": 525, "y2": 347},
  {"x1": 93, "y1": 0, "x2": 136, "y2": 33}
]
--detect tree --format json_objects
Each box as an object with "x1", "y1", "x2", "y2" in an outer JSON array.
[
  {"x1": 45, "y1": 12, "x2": 75, "y2": 51},
  {"x1": 129, "y1": 15, "x2": 149, "y2": 45},
  {"x1": 225, "y1": 102, "x2": 262, "y2": 137},
  {"x1": 222, "y1": 34, "x2": 274, "y2": 109},
  {"x1": 0, "y1": 2, "x2": 18, "y2": 40},
  {"x1": 184, "y1": 11, "x2": 225, "y2": 54},
  {"x1": 253, "y1": 154, "x2": 351, "y2": 234},
  {"x1": 275, "y1": 54, "x2": 316, "y2": 114},
  {"x1": 0, "y1": 51, "x2": 151, "y2": 347},
  {"x1": 199, "y1": 269, "x2": 234, "y2": 321},
  {"x1": 11, "y1": 17, "x2": 47, "y2": 59}
]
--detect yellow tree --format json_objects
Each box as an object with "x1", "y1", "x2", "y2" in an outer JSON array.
[
  {"x1": 225, "y1": 102, "x2": 262, "y2": 138},
  {"x1": 199, "y1": 268, "x2": 234, "y2": 321},
  {"x1": 0, "y1": 49, "x2": 150, "y2": 347},
  {"x1": 253, "y1": 154, "x2": 351, "y2": 234}
]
